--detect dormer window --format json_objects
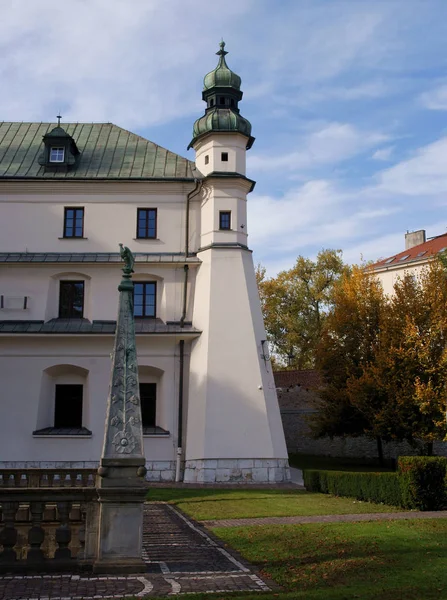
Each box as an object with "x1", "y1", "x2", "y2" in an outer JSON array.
[
  {"x1": 38, "y1": 118, "x2": 80, "y2": 172},
  {"x1": 50, "y1": 147, "x2": 65, "y2": 163}
]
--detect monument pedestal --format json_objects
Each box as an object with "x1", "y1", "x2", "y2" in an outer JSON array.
[{"x1": 93, "y1": 487, "x2": 147, "y2": 574}]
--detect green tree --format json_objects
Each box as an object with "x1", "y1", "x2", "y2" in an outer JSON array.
[{"x1": 257, "y1": 249, "x2": 347, "y2": 368}]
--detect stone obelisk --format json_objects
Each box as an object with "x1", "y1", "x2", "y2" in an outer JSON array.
[{"x1": 94, "y1": 244, "x2": 147, "y2": 573}]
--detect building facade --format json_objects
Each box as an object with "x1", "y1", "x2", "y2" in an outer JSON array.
[
  {"x1": 0, "y1": 43, "x2": 290, "y2": 484},
  {"x1": 372, "y1": 229, "x2": 447, "y2": 294}
]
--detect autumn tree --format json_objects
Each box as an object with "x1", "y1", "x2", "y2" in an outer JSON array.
[
  {"x1": 314, "y1": 259, "x2": 447, "y2": 460},
  {"x1": 256, "y1": 249, "x2": 347, "y2": 368},
  {"x1": 313, "y1": 265, "x2": 387, "y2": 461},
  {"x1": 373, "y1": 263, "x2": 447, "y2": 454}
]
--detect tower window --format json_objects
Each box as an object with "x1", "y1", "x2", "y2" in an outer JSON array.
[
  {"x1": 220, "y1": 97, "x2": 225, "y2": 105},
  {"x1": 59, "y1": 281, "x2": 84, "y2": 318},
  {"x1": 64, "y1": 207, "x2": 84, "y2": 238},
  {"x1": 50, "y1": 147, "x2": 65, "y2": 163},
  {"x1": 54, "y1": 384, "x2": 83, "y2": 428},
  {"x1": 221, "y1": 152, "x2": 228, "y2": 162},
  {"x1": 204, "y1": 155, "x2": 209, "y2": 165},
  {"x1": 137, "y1": 208, "x2": 157, "y2": 239},
  {"x1": 134, "y1": 282, "x2": 157, "y2": 318},
  {"x1": 210, "y1": 99, "x2": 214, "y2": 107},
  {"x1": 230, "y1": 99, "x2": 235, "y2": 107},
  {"x1": 219, "y1": 211, "x2": 231, "y2": 230}
]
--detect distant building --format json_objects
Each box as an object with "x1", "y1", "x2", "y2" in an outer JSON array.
[
  {"x1": 0, "y1": 43, "x2": 289, "y2": 484},
  {"x1": 371, "y1": 229, "x2": 447, "y2": 294}
]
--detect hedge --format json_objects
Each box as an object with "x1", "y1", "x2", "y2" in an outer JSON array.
[
  {"x1": 303, "y1": 456, "x2": 447, "y2": 510},
  {"x1": 303, "y1": 469, "x2": 402, "y2": 507},
  {"x1": 398, "y1": 456, "x2": 447, "y2": 511}
]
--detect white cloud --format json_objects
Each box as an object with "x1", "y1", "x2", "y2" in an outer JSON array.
[
  {"x1": 372, "y1": 146, "x2": 394, "y2": 161},
  {"x1": 248, "y1": 178, "x2": 400, "y2": 275},
  {"x1": 248, "y1": 122, "x2": 388, "y2": 172},
  {"x1": 377, "y1": 137, "x2": 447, "y2": 196},
  {"x1": 420, "y1": 84, "x2": 447, "y2": 110}
]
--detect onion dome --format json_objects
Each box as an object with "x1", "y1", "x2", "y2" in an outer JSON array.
[
  {"x1": 203, "y1": 41, "x2": 242, "y2": 91},
  {"x1": 188, "y1": 41, "x2": 254, "y2": 150}
]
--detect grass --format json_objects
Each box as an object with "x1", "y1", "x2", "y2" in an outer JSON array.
[
  {"x1": 289, "y1": 452, "x2": 395, "y2": 472},
  {"x1": 147, "y1": 487, "x2": 403, "y2": 521},
  {"x1": 159, "y1": 519, "x2": 447, "y2": 600}
]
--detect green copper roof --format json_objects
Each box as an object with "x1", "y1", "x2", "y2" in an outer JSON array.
[
  {"x1": 0, "y1": 122, "x2": 196, "y2": 180},
  {"x1": 203, "y1": 41, "x2": 242, "y2": 91},
  {"x1": 192, "y1": 108, "x2": 252, "y2": 140},
  {"x1": 189, "y1": 42, "x2": 254, "y2": 150}
]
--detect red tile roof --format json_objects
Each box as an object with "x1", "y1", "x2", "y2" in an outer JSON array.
[
  {"x1": 273, "y1": 369, "x2": 323, "y2": 389},
  {"x1": 372, "y1": 232, "x2": 447, "y2": 269}
]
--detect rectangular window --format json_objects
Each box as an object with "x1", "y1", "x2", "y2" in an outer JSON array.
[
  {"x1": 50, "y1": 147, "x2": 65, "y2": 163},
  {"x1": 64, "y1": 207, "x2": 84, "y2": 238},
  {"x1": 140, "y1": 383, "x2": 156, "y2": 428},
  {"x1": 134, "y1": 282, "x2": 156, "y2": 318},
  {"x1": 221, "y1": 152, "x2": 228, "y2": 162},
  {"x1": 59, "y1": 281, "x2": 84, "y2": 318},
  {"x1": 137, "y1": 208, "x2": 157, "y2": 239},
  {"x1": 219, "y1": 211, "x2": 231, "y2": 230},
  {"x1": 54, "y1": 384, "x2": 83, "y2": 428}
]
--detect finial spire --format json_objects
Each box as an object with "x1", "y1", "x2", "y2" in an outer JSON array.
[
  {"x1": 56, "y1": 114, "x2": 62, "y2": 126},
  {"x1": 216, "y1": 39, "x2": 228, "y2": 57}
]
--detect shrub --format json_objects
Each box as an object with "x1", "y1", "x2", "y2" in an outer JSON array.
[
  {"x1": 303, "y1": 469, "x2": 402, "y2": 506},
  {"x1": 398, "y1": 456, "x2": 447, "y2": 511}
]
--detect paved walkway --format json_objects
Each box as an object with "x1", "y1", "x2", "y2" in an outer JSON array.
[
  {"x1": 0, "y1": 503, "x2": 273, "y2": 599},
  {"x1": 202, "y1": 509, "x2": 447, "y2": 528}
]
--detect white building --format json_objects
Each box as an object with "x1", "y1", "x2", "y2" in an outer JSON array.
[
  {"x1": 372, "y1": 229, "x2": 447, "y2": 295},
  {"x1": 0, "y1": 43, "x2": 289, "y2": 484}
]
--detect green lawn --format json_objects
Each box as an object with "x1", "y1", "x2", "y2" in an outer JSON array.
[
  {"x1": 289, "y1": 452, "x2": 395, "y2": 472},
  {"x1": 168, "y1": 519, "x2": 447, "y2": 600},
  {"x1": 148, "y1": 488, "x2": 403, "y2": 520}
]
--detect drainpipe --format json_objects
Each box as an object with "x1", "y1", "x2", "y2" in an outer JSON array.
[
  {"x1": 180, "y1": 179, "x2": 202, "y2": 328},
  {"x1": 175, "y1": 339, "x2": 185, "y2": 482},
  {"x1": 176, "y1": 179, "x2": 202, "y2": 480}
]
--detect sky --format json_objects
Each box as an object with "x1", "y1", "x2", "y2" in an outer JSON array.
[{"x1": 2, "y1": 0, "x2": 447, "y2": 275}]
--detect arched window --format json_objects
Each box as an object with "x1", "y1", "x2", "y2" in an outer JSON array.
[{"x1": 34, "y1": 364, "x2": 91, "y2": 435}]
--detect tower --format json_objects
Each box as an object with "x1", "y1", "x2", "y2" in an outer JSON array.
[{"x1": 185, "y1": 42, "x2": 290, "y2": 484}]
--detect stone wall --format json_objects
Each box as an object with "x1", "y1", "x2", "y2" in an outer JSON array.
[{"x1": 277, "y1": 383, "x2": 447, "y2": 459}]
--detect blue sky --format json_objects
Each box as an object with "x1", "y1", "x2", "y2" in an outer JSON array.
[{"x1": 2, "y1": 0, "x2": 447, "y2": 275}]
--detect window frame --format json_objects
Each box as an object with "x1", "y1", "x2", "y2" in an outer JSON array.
[
  {"x1": 133, "y1": 281, "x2": 157, "y2": 319},
  {"x1": 59, "y1": 280, "x2": 85, "y2": 319},
  {"x1": 63, "y1": 207, "x2": 85, "y2": 238},
  {"x1": 50, "y1": 147, "x2": 65, "y2": 163},
  {"x1": 219, "y1": 211, "x2": 232, "y2": 231},
  {"x1": 54, "y1": 383, "x2": 83, "y2": 428},
  {"x1": 136, "y1": 208, "x2": 157, "y2": 240}
]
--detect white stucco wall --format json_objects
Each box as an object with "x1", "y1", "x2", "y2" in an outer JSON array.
[
  {"x1": 0, "y1": 335, "x2": 189, "y2": 465},
  {"x1": 374, "y1": 261, "x2": 428, "y2": 296},
  {"x1": 0, "y1": 181, "x2": 199, "y2": 254},
  {"x1": 194, "y1": 133, "x2": 248, "y2": 177}
]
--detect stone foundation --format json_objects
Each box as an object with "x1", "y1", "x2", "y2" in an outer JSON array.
[
  {"x1": 183, "y1": 458, "x2": 291, "y2": 484},
  {"x1": 0, "y1": 459, "x2": 291, "y2": 484}
]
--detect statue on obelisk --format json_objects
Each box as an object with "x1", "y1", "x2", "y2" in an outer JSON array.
[{"x1": 94, "y1": 244, "x2": 147, "y2": 573}]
